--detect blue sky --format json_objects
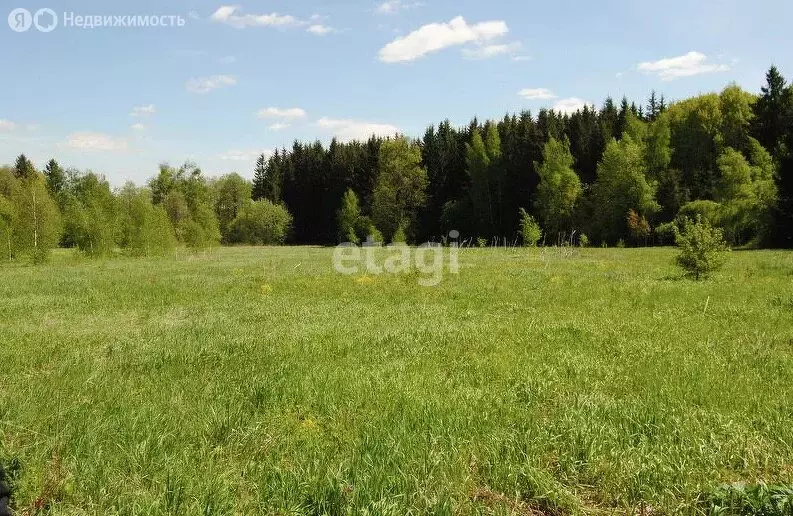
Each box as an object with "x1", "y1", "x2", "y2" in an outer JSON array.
[{"x1": 1, "y1": 0, "x2": 792, "y2": 186}]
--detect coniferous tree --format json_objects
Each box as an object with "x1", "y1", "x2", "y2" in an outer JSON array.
[
  {"x1": 751, "y1": 67, "x2": 793, "y2": 246},
  {"x1": 252, "y1": 153, "x2": 268, "y2": 201},
  {"x1": 14, "y1": 154, "x2": 35, "y2": 181},
  {"x1": 616, "y1": 97, "x2": 631, "y2": 138},
  {"x1": 600, "y1": 97, "x2": 619, "y2": 143},
  {"x1": 751, "y1": 66, "x2": 793, "y2": 158},
  {"x1": 43, "y1": 159, "x2": 66, "y2": 197},
  {"x1": 647, "y1": 91, "x2": 659, "y2": 121}
]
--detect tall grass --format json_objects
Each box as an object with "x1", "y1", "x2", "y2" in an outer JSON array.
[{"x1": 1, "y1": 247, "x2": 792, "y2": 514}]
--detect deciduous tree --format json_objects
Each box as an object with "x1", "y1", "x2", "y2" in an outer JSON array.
[
  {"x1": 534, "y1": 137, "x2": 581, "y2": 242},
  {"x1": 371, "y1": 137, "x2": 428, "y2": 242}
]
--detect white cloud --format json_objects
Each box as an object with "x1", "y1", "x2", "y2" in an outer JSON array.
[
  {"x1": 218, "y1": 149, "x2": 272, "y2": 161},
  {"x1": 378, "y1": 16, "x2": 508, "y2": 63},
  {"x1": 637, "y1": 51, "x2": 730, "y2": 81},
  {"x1": 62, "y1": 132, "x2": 128, "y2": 152},
  {"x1": 376, "y1": 0, "x2": 423, "y2": 15},
  {"x1": 186, "y1": 75, "x2": 237, "y2": 94},
  {"x1": 307, "y1": 24, "x2": 335, "y2": 35},
  {"x1": 462, "y1": 41, "x2": 521, "y2": 60},
  {"x1": 269, "y1": 123, "x2": 290, "y2": 131},
  {"x1": 218, "y1": 55, "x2": 237, "y2": 64},
  {"x1": 518, "y1": 88, "x2": 557, "y2": 100},
  {"x1": 130, "y1": 104, "x2": 156, "y2": 117},
  {"x1": 0, "y1": 120, "x2": 17, "y2": 131},
  {"x1": 257, "y1": 107, "x2": 307, "y2": 120},
  {"x1": 511, "y1": 55, "x2": 532, "y2": 62},
  {"x1": 316, "y1": 117, "x2": 400, "y2": 142},
  {"x1": 552, "y1": 98, "x2": 593, "y2": 115},
  {"x1": 210, "y1": 5, "x2": 301, "y2": 29},
  {"x1": 130, "y1": 123, "x2": 146, "y2": 131}
]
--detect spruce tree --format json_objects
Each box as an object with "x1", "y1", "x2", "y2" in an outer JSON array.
[
  {"x1": 14, "y1": 154, "x2": 35, "y2": 181},
  {"x1": 43, "y1": 159, "x2": 66, "y2": 197},
  {"x1": 252, "y1": 153, "x2": 267, "y2": 201},
  {"x1": 751, "y1": 66, "x2": 792, "y2": 158}
]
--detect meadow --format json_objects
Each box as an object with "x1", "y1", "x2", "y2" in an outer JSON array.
[{"x1": 1, "y1": 246, "x2": 792, "y2": 515}]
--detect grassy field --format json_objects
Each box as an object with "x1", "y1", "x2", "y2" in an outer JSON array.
[{"x1": 1, "y1": 246, "x2": 792, "y2": 515}]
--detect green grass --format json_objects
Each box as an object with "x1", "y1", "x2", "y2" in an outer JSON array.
[{"x1": 1, "y1": 246, "x2": 792, "y2": 515}]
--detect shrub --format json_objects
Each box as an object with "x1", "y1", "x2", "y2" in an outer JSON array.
[
  {"x1": 578, "y1": 234, "x2": 589, "y2": 248},
  {"x1": 626, "y1": 209, "x2": 651, "y2": 245},
  {"x1": 675, "y1": 216, "x2": 729, "y2": 280},
  {"x1": 362, "y1": 223, "x2": 383, "y2": 245},
  {"x1": 677, "y1": 200, "x2": 721, "y2": 226},
  {"x1": 228, "y1": 200, "x2": 292, "y2": 245},
  {"x1": 353, "y1": 216, "x2": 374, "y2": 244},
  {"x1": 518, "y1": 208, "x2": 542, "y2": 247},
  {"x1": 655, "y1": 221, "x2": 677, "y2": 246},
  {"x1": 391, "y1": 223, "x2": 407, "y2": 244}
]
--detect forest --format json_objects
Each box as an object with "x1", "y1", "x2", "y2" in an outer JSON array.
[{"x1": 1, "y1": 66, "x2": 792, "y2": 262}]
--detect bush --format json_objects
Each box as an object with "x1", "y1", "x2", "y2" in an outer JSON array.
[
  {"x1": 578, "y1": 234, "x2": 589, "y2": 248},
  {"x1": 626, "y1": 209, "x2": 651, "y2": 245},
  {"x1": 518, "y1": 208, "x2": 542, "y2": 247},
  {"x1": 675, "y1": 216, "x2": 729, "y2": 280},
  {"x1": 369, "y1": 226, "x2": 384, "y2": 245},
  {"x1": 655, "y1": 221, "x2": 677, "y2": 246},
  {"x1": 228, "y1": 200, "x2": 292, "y2": 245},
  {"x1": 359, "y1": 221, "x2": 383, "y2": 245},
  {"x1": 391, "y1": 223, "x2": 407, "y2": 244},
  {"x1": 677, "y1": 200, "x2": 721, "y2": 226}
]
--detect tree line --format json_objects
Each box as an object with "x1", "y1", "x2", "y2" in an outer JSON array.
[
  {"x1": 1, "y1": 66, "x2": 792, "y2": 262},
  {"x1": 0, "y1": 159, "x2": 292, "y2": 262},
  {"x1": 253, "y1": 65, "x2": 792, "y2": 248}
]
